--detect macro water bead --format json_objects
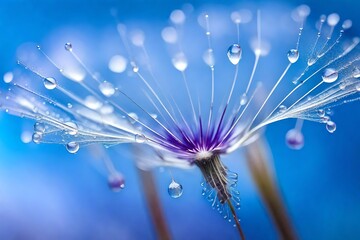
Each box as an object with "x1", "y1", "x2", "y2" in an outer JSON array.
[
  {"x1": 1, "y1": 2, "x2": 360, "y2": 240},
  {"x1": 168, "y1": 180, "x2": 183, "y2": 198}
]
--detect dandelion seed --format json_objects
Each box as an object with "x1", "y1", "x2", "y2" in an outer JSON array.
[{"x1": 1, "y1": 4, "x2": 360, "y2": 239}]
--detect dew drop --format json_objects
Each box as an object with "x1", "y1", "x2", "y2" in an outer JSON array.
[
  {"x1": 43, "y1": 77, "x2": 57, "y2": 90},
  {"x1": 227, "y1": 44, "x2": 242, "y2": 65},
  {"x1": 64, "y1": 43, "x2": 73, "y2": 51},
  {"x1": 66, "y1": 141, "x2": 79, "y2": 153},
  {"x1": 286, "y1": 129, "x2": 304, "y2": 150},
  {"x1": 67, "y1": 103, "x2": 73, "y2": 109},
  {"x1": 203, "y1": 48, "x2": 215, "y2": 67},
  {"x1": 322, "y1": 68, "x2": 338, "y2": 83},
  {"x1": 317, "y1": 109, "x2": 325, "y2": 117},
  {"x1": 342, "y1": 20, "x2": 352, "y2": 29},
  {"x1": 128, "y1": 112, "x2": 138, "y2": 124},
  {"x1": 170, "y1": 9, "x2": 186, "y2": 25},
  {"x1": 108, "y1": 55, "x2": 127, "y2": 73},
  {"x1": 356, "y1": 84, "x2": 360, "y2": 91},
  {"x1": 326, "y1": 121, "x2": 336, "y2": 133},
  {"x1": 64, "y1": 121, "x2": 78, "y2": 135},
  {"x1": 327, "y1": 13, "x2": 340, "y2": 26},
  {"x1": 32, "y1": 133, "x2": 42, "y2": 144},
  {"x1": 307, "y1": 57, "x2": 316, "y2": 66},
  {"x1": 3, "y1": 72, "x2": 13, "y2": 83},
  {"x1": 108, "y1": 174, "x2": 125, "y2": 192},
  {"x1": 99, "y1": 81, "x2": 115, "y2": 97},
  {"x1": 278, "y1": 105, "x2": 287, "y2": 113},
  {"x1": 85, "y1": 96, "x2": 103, "y2": 110},
  {"x1": 240, "y1": 93, "x2": 248, "y2": 105},
  {"x1": 287, "y1": 49, "x2": 299, "y2": 63},
  {"x1": 168, "y1": 180, "x2": 183, "y2": 198},
  {"x1": 352, "y1": 67, "x2": 360, "y2": 78},
  {"x1": 135, "y1": 134, "x2": 146, "y2": 143},
  {"x1": 34, "y1": 122, "x2": 46, "y2": 134},
  {"x1": 172, "y1": 52, "x2": 188, "y2": 71},
  {"x1": 339, "y1": 82, "x2": 346, "y2": 90},
  {"x1": 161, "y1": 27, "x2": 178, "y2": 44},
  {"x1": 21, "y1": 131, "x2": 32, "y2": 144}
]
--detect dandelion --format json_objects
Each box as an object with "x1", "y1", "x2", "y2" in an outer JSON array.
[{"x1": 1, "y1": 3, "x2": 359, "y2": 239}]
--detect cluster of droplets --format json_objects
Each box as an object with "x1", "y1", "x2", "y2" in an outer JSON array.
[{"x1": 200, "y1": 169, "x2": 240, "y2": 226}]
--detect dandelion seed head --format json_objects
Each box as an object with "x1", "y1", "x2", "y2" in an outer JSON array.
[{"x1": 1, "y1": 4, "x2": 360, "y2": 218}]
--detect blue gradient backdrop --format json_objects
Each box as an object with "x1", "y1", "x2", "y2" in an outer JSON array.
[{"x1": 0, "y1": 0, "x2": 359, "y2": 239}]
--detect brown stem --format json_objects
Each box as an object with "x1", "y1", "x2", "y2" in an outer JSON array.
[
  {"x1": 227, "y1": 199, "x2": 246, "y2": 240},
  {"x1": 137, "y1": 168, "x2": 172, "y2": 240},
  {"x1": 245, "y1": 138, "x2": 297, "y2": 240}
]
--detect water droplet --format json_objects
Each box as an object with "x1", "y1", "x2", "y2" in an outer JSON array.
[
  {"x1": 278, "y1": 105, "x2": 287, "y2": 113},
  {"x1": 85, "y1": 96, "x2": 102, "y2": 110},
  {"x1": 203, "y1": 48, "x2": 215, "y2": 67},
  {"x1": 287, "y1": 49, "x2": 299, "y2": 63},
  {"x1": 327, "y1": 13, "x2": 340, "y2": 26},
  {"x1": 322, "y1": 68, "x2": 338, "y2": 83},
  {"x1": 307, "y1": 57, "x2": 316, "y2": 66},
  {"x1": 64, "y1": 121, "x2": 78, "y2": 135},
  {"x1": 172, "y1": 52, "x2": 188, "y2": 71},
  {"x1": 342, "y1": 20, "x2": 352, "y2": 29},
  {"x1": 34, "y1": 122, "x2": 45, "y2": 134},
  {"x1": 317, "y1": 109, "x2": 325, "y2": 117},
  {"x1": 227, "y1": 44, "x2": 242, "y2": 65},
  {"x1": 356, "y1": 83, "x2": 360, "y2": 91},
  {"x1": 339, "y1": 82, "x2": 346, "y2": 90},
  {"x1": 43, "y1": 77, "x2": 57, "y2": 90},
  {"x1": 64, "y1": 43, "x2": 73, "y2": 51},
  {"x1": 128, "y1": 112, "x2": 138, "y2": 124},
  {"x1": 67, "y1": 103, "x2": 73, "y2": 109},
  {"x1": 99, "y1": 81, "x2": 115, "y2": 97},
  {"x1": 108, "y1": 55, "x2": 127, "y2": 73},
  {"x1": 135, "y1": 134, "x2": 146, "y2": 143},
  {"x1": 108, "y1": 174, "x2": 125, "y2": 192},
  {"x1": 326, "y1": 121, "x2": 336, "y2": 133},
  {"x1": 21, "y1": 131, "x2": 32, "y2": 144},
  {"x1": 32, "y1": 133, "x2": 42, "y2": 144},
  {"x1": 3, "y1": 72, "x2": 13, "y2": 83},
  {"x1": 240, "y1": 93, "x2": 248, "y2": 105},
  {"x1": 168, "y1": 180, "x2": 183, "y2": 198},
  {"x1": 130, "y1": 61, "x2": 139, "y2": 73},
  {"x1": 286, "y1": 129, "x2": 304, "y2": 150},
  {"x1": 66, "y1": 141, "x2": 79, "y2": 153},
  {"x1": 170, "y1": 9, "x2": 186, "y2": 25},
  {"x1": 352, "y1": 67, "x2": 360, "y2": 78},
  {"x1": 161, "y1": 27, "x2": 178, "y2": 44}
]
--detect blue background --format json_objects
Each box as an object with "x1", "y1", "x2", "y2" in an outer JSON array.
[{"x1": 0, "y1": 0, "x2": 360, "y2": 239}]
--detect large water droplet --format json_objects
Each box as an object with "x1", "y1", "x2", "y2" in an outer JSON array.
[
  {"x1": 352, "y1": 67, "x2": 360, "y2": 78},
  {"x1": 327, "y1": 13, "x2": 340, "y2": 26},
  {"x1": 168, "y1": 180, "x2": 183, "y2": 198},
  {"x1": 32, "y1": 133, "x2": 42, "y2": 144},
  {"x1": 43, "y1": 77, "x2": 57, "y2": 90},
  {"x1": 34, "y1": 122, "x2": 46, "y2": 134},
  {"x1": 108, "y1": 174, "x2": 125, "y2": 192},
  {"x1": 108, "y1": 55, "x2": 127, "y2": 73},
  {"x1": 287, "y1": 49, "x2": 299, "y2": 63},
  {"x1": 286, "y1": 129, "x2": 304, "y2": 150},
  {"x1": 64, "y1": 121, "x2": 78, "y2": 135},
  {"x1": 64, "y1": 43, "x2": 73, "y2": 51},
  {"x1": 66, "y1": 141, "x2": 79, "y2": 153},
  {"x1": 99, "y1": 81, "x2": 115, "y2": 97},
  {"x1": 322, "y1": 68, "x2": 338, "y2": 83},
  {"x1": 172, "y1": 52, "x2": 188, "y2": 71},
  {"x1": 227, "y1": 44, "x2": 242, "y2": 65},
  {"x1": 135, "y1": 134, "x2": 146, "y2": 143},
  {"x1": 326, "y1": 121, "x2": 336, "y2": 133}
]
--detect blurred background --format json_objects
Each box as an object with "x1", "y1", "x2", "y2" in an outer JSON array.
[{"x1": 0, "y1": 0, "x2": 360, "y2": 239}]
